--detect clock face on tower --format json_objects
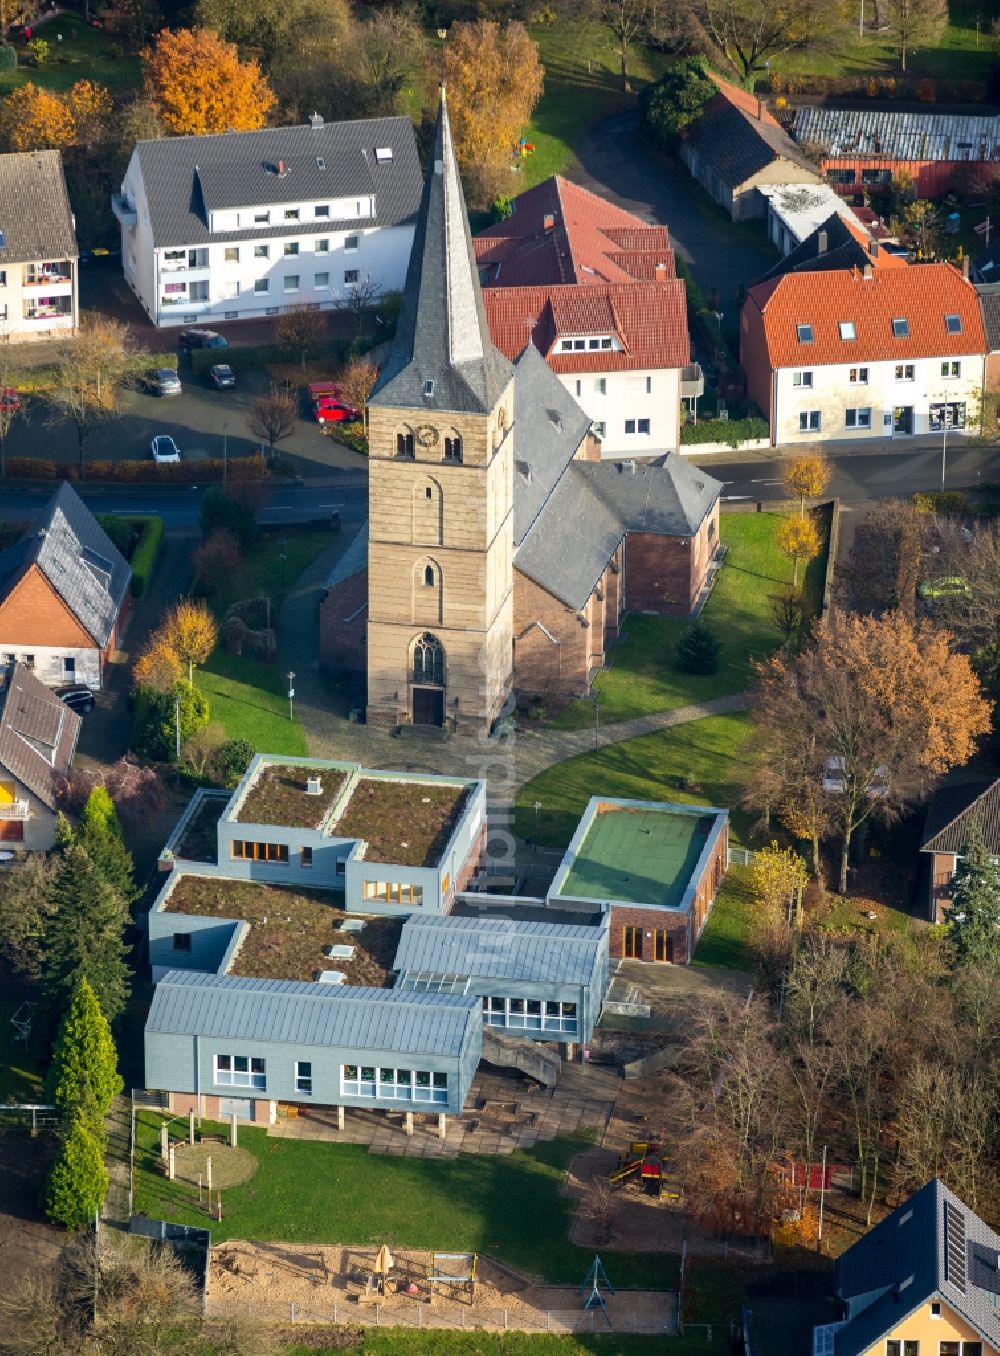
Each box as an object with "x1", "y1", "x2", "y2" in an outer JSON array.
[{"x1": 415, "y1": 424, "x2": 439, "y2": 448}]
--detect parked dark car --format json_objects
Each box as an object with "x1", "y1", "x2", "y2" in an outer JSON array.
[
  {"x1": 55, "y1": 684, "x2": 95, "y2": 714},
  {"x1": 208, "y1": 363, "x2": 236, "y2": 389},
  {"x1": 178, "y1": 328, "x2": 229, "y2": 352},
  {"x1": 147, "y1": 368, "x2": 182, "y2": 396}
]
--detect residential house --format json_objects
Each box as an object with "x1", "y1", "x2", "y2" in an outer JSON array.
[
  {"x1": 0, "y1": 482, "x2": 131, "y2": 690},
  {"x1": 977, "y1": 283, "x2": 1000, "y2": 396},
  {"x1": 758, "y1": 183, "x2": 869, "y2": 257},
  {"x1": 741, "y1": 263, "x2": 986, "y2": 446},
  {"x1": 474, "y1": 176, "x2": 700, "y2": 458},
  {"x1": 919, "y1": 777, "x2": 1000, "y2": 923},
  {"x1": 791, "y1": 106, "x2": 1000, "y2": 202},
  {"x1": 812, "y1": 1178, "x2": 1000, "y2": 1356},
  {"x1": 757, "y1": 210, "x2": 908, "y2": 283},
  {"x1": 678, "y1": 77, "x2": 822, "y2": 222},
  {"x1": 318, "y1": 91, "x2": 722, "y2": 728},
  {"x1": 112, "y1": 114, "x2": 421, "y2": 328},
  {"x1": 0, "y1": 150, "x2": 78, "y2": 341},
  {"x1": 0, "y1": 659, "x2": 80, "y2": 849}
]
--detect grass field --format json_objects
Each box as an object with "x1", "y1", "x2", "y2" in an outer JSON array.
[
  {"x1": 514, "y1": 713, "x2": 756, "y2": 851},
  {"x1": 210, "y1": 528, "x2": 333, "y2": 617},
  {"x1": 196, "y1": 652, "x2": 307, "y2": 755},
  {"x1": 134, "y1": 1115, "x2": 676, "y2": 1288},
  {"x1": 692, "y1": 864, "x2": 754, "y2": 971},
  {"x1": 0, "y1": 17, "x2": 141, "y2": 95},
  {"x1": 551, "y1": 511, "x2": 828, "y2": 730},
  {"x1": 0, "y1": 969, "x2": 45, "y2": 1102}
]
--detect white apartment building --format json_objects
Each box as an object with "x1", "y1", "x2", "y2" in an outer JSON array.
[
  {"x1": 0, "y1": 150, "x2": 78, "y2": 342},
  {"x1": 742, "y1": 263, "x2": 988, "y2": 447},
  {"x1": 112, "y1": 114, "x2": 422, "y2": 328}
]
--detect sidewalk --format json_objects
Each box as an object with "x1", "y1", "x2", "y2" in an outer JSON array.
[{"x1": 689, "y1": 432, "x2": 983, "y2": 466}]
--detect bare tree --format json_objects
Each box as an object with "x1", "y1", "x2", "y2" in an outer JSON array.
[
  {"x1": 334, "y1": 273, "x2": 381, "y2": 333},
  {"x1": 248, "y1": 384, "x2": 298, "y2": 461},
  {"x1": 836, "y1": 498, "x2": 927, "y2": 619},
  {"x1": 693, "y1": 0, "x2": 848, "y2": 85},
  {"x1": 578, "y1": 1177, "x2": 620, "y2": 1243},
  {"x1": 46, "y1": 316, "x2": 138, "y2": 479},
  {"x1": 273, "y1": 305, "x2": 328, "y2": 372},
  {"x1": 882, "y1": 0, "x2": 947, "y2": 70},
  {"x1": 597, "y1": 0, "x2": 652, "y2": 90}
]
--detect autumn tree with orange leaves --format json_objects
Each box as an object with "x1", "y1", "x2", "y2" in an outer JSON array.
[
  {"x1": 752, "y1": 611, "x2": 991, "y2": 893},
  {"x1": 161, "y1": 599, "x2": 219, "y2": 684},
  {"x1": 0, "y1": 80, "x2": 113, "y2": 152},
  {"x1": 439, "y1": 20, "x2": 543, "y2": 206},
  {"x1": 143, "y1": 27, "x2": 276, "y2": 135}
]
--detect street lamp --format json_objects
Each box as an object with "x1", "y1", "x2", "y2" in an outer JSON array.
[
  {"x1": 222, "y1": 420, "x2": 229, "y2": 491},
  {"x1": 279, "y1": 537, "x2": 288, "y2": 586},
  {"x1": 287, "y1": 671, "x2": 295, "y2": 722}
]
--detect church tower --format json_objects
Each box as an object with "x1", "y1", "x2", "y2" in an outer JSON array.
[{"x1": 365, "y1": 89, "x2": 515, "y2": 734}]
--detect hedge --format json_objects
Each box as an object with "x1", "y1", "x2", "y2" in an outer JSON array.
[
  {"x1": 189, "y1": 339, "x2": 352, "y2": 376},
  {"x1": 334, "y1": 419, "x2": 368, "y2": 456},
  {"x1": 680, "y1": 416, "x2": 769, "y2": 447},
  {"x1": 129, "y1": 516, "x2": 164, "y2": 598},
  {"x1": 2, "y1": 456, "x2": 267, "y2": 483},
  {"x1": 766, "y1": 72, "x2": 988, "y2": 103}
]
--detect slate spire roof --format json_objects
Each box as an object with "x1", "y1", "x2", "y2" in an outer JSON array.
[{"x1": 371, "y1": 87, "x2": 513, "y2": 415}]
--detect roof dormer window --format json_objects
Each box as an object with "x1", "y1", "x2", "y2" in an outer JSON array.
[
  {"x1": 796, "y1": 323, "x2": 814, "y2": 343},
  {"x1": 839, "y1": 320, "x2": 856, "y2": 340},
  {"x1": 892, "y1": 317, "x2": 910, "y2": 338},
  {"x1": 374, "y1": 147, "x2": 393, "y2": 163},
  {"x1": 945, "y1": 313, "x2": 962, "y2": 334}
]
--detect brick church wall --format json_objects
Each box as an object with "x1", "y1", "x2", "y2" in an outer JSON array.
[
  {"x1": 624, "y1": 505, "x2": 718, "y2": 615},
  {"x1": 319, "y1": 569, "x2": 368, "y2": 675}
]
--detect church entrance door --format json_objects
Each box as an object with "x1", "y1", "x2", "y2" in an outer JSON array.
[{"x1": 412, "y1": 687, "x2": 444, "y2": 726}]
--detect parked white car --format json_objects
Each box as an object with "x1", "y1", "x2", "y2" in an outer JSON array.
[{"x1": 151, "y1": 435, "x2": 181, "y2": 464}]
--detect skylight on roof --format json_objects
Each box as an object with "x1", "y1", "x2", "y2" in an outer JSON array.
[
  {"x1": 945, "y1": 313, "x2": 962, "y2": 334},
  {"x1": 796, "y1": 323, "x2": 814, "y2": 343},
  {"x1": 374, "y1": 147, "x2": 393, "y2": 163},
  {"x1": 838, "y1": 321, "x2": 856, "y2": 341},
  {"x1": 423, "y1": 379, "x2": 435, "y2": 399},
  {"x1": 892, "y1": 317, "x2": 910, "y2": 338}
]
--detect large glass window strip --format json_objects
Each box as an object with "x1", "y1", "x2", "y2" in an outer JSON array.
[
  {"x1": 482, "y1": 996, "x2": 578, "y2": 1035},
  {"x1": 341, "y1": 1064, "x2": 447, "y2": 1103},
  {"x1": 214, "y1": 1054, "x2": 266, "y2": 1090}
]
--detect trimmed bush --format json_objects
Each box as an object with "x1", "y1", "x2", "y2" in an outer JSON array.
[
  {"x1": 214, "y1": 737, "x2": 256, "y2": 788},
  {"x1": 681, "y1": 416, "x2": 769, "y2": 447},
  {"x1": 0, "y1": 44, "x2": 17, "y2": 71},
  {"x1": 335, "y1": 418, "x2": 369, "y2": 456},
  {"x1": 129, "y1": 516, "x2": 164, "y2": 598},
  {"x1": 676, "y1": 623, "x2": 721, "y2": 675},
  {"x1": 95, "y1": 513, "x2": 134, "y2": 556}
]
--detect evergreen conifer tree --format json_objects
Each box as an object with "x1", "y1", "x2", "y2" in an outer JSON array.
[
  {"x1": 40, "y1": 844, "x2": 130, "y2": 1022},
  {"x1": 42, "y1": 1110, "x2": 109, "y2": 1231},
  {"x1": 46, "y1": 978, "x2": 123, "y2": 1128},
  {"x1": 948, "y1": 821, "x2": 1000, "y2": 968},
  {"x1": 75, "y1": 788, "x2": 140, "y2": 906}
]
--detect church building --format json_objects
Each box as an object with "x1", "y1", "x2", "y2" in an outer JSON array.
[{"x1": 320, "y1": 90, "x2": 723, "y2": 737}]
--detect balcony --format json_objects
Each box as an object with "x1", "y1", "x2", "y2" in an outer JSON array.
[
  {"x1": 111, "y1": 193, "x2": 137, "y2": 227},
  {"x1": 681, "y1": 363, "x2": 705, "y2": 399},
  {"x1": 23, "y1": 263, "x2": 72, "y2": 288},
  {"x1": 23, "y1": 297, "x2": 73, "y2": 322},
  {"x1": 0, "y1": 800, "x2": 29, "y2": 820}
]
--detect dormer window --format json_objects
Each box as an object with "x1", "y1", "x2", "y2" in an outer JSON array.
[
  {"x1": 315, "y1": 204, "x2": 330, "y2": 217},
  {"x1": 796, "y1": 323, "x2": 814, "y2": 343},
  {"x1": 284, "y1": 208, "x2": 300, "y2": 222},
  {"x1": 892, "y1": 317, "x2": 910, "y2": 338},
  {"x1": 374, "y1": 146, "x2": 393, "y2": 163},
  {"x1": 839, "y1": 321, "x2": 856, "y2": 340},
  {"x1": 423, "y1": 380, "x2": 434, "y2": 399},
  {"x1": 945, "y1": 313, "x2": 961, "y2": 334}
]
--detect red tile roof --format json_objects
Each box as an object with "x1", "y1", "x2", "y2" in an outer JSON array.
[
  {"x1": 745, "y1": 263, "x2": 986, "y2": 369},
  {"x1": 475, "y1": 176, "x2": 675, "y2": 287},
  {"x1": 707, "y1": 72, "x2": 783, "y2": 129},
  {"x1": 484, "y1": 280, "x2": 690, "y2": 372}
]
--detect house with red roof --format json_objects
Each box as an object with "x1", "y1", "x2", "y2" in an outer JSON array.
[
  {"x1": 740, "y1": 262, "x2": 987, "y2": 447},
  {"x1": 475, "y1": 177, "x2": 701, "y2": 460}
]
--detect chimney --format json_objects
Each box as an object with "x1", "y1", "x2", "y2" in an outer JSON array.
[
  {"x1": 278, "y1": 159, "x2": 285, "y2": 175},
  {"x1": 756, "y1": 97, "x2": 766, "y2": 121},
  {"x1": 962, "y1": 254, "x2": 970, "y2": 280},
  {"x1": 543, "y1": 212, "x2": 555, "y2": 233},
  {"x1": 869, "y1": 238, "x2": 879, "y2": 258},
  {"x1": 655, "y1": 261, "x2": 667, "y2": 283},
  {"x1": 308, "y1": 111, "x2": 324, "y2": 129},
  {"x1": 817, "y1": 230, "x2": 828, "y2": 255},
  {"x1": 305, "y1": 775, "x2": 323, "y2": 796},
  {"x1": 863, "y1": 263, "x2": 873, "y2": 280}
]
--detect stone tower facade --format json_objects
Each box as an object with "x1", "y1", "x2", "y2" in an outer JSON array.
[{"x1": 365, "y1": 89, "x2": 516, "y2": 736}]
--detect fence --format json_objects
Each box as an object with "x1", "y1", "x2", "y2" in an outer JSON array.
[
  {"x1": 130, "y1": 1217, "x2": 212, "y2": 1314},
  {"x1": 728, "y1": 846, "x2": 757, "y2": 867},
  {"x1": 207, "y1": 1298, "x2": 678, "y2": 1335},
  {"x1": 0, "y1": 1102, "x2": 59, "y2": 1133}
]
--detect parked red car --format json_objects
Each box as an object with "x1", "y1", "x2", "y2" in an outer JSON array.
[
  {"x1": 307, "y1": 380, "x2": 358, "y2": 426},
  {"x1": 0, "y1": 388, "x2": 22, "y2": 412}
]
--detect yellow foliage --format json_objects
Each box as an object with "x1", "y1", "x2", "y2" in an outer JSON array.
[
  {"x1": 749, "y1": 840, "x2": 808, "y2": 914},
  {"x1": 777, "y1": 513, "x2": 821, "y2": 586},
  {"x1": 782, "y1": 454, "x2": 831, "y2": 512},
  {"x1": 65, "y1": 80, "x2": 114, "y2": 148},
  {"x1": 441, "y1": 20, "x2": 543, "y2": 199},
  {"x1": 772, "y1": 1200, "x2": 819, "y2": 1248},
  {"x1": 0, "y1": 82, "x2": 76, "y2": 151},
  {"x1": 133, "y1": 636, "x2": 182, "y2": 694},
  {"x1": 162, "y1": 598, "x2": 219, "y2": 683},
  {"x1": 143, "y1": 27, "x2": 276, "y2": 135}
]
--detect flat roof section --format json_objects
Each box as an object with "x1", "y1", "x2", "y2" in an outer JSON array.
[
  {"x1": 557, "y1": 805, "x2": 714, "y2": 908},
  {"x1": 235, "y1": 763, "x2": 351, "y2": 829},
  {"x1": 334, "y1": 778, "x2": 471, "y2": 868}
]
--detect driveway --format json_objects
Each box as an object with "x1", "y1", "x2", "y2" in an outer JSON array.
[{"x1": 570, "y1": 111, "x2": 778, "y2": 325}]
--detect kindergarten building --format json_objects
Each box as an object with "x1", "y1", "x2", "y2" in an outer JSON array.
[{"x1": 143, "y1": 757, "x2": 728, "y2": 1127}]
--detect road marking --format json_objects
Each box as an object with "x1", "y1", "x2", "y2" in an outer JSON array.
[{"x1": 721, "y1": 494, "x2": 753, "y2": 501}]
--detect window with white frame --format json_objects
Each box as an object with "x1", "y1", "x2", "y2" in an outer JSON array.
[
  {"x1": 941, "y1": 360, "x2": 960, "y2": 378},
  {"x1": 189, "y1": 280, "x2": 209, "y2": 301},
  {"x1": 894, "y1": 364, "x2": 915, "y2": 381},
  {"x1": 593, "y1": 421, "x2": 606, "y2": 439},
  {"x1": 222, "y1": 280, "x2": 239, "y2": 300},
  {"x1": 284, "y1": 242, "x2": 299, "y2": 256},
  {"x1": 845, "y1": 407, "x2": 871, "y2": 429},
  {"x1": 284, "y1": 275, "x2": 300, "y2": 292},
  {"x1": 344, "y1": 235, "x2": 359, "y2": 252},
  {"x1": 625, "y1": 418, "x2": 650, "y2": 434},
  {"x1": 885, "y1": 1342, "x2": 919, "y2": 1356},
  {"x1": 848, "y1": 366, "x2": 869, "y2": 384},
  {"x1": 315, "y1": 205, "x2": 330, "y2": 218},
  {"x1": 294, "y1": 1060, "x2": 312, "y2": 1094},
  {"x1": 254, "y1": 279, "x2": 269, "y2": 294},
  {"x1": 224, "y1": 247, "x2": 239, "y2": 263},
  {"x1": 284, "y1": 208, "x2": 300, "y2": 221},
  {"x1": 799, "y1": 410, "x2": 821, "y2": 432},
  {"x1": 214, "y1": 1054, "x2": 266, "y2": 1089},
  {"x1": 892, "y1": 317, "x2": 910, "y2": 338},
  {"x1": 929, "y1": 402, "x2": 966, "y2": 431},
  {"x1": 315, "y1": 272, "x2": 330, "y2": 289},
  {"x1": 254, "y1": 244, "x2": 269, "y2": 259},
  {"x1": 315, "y1": 238, "x2": 330, "y2": 253},
  {"x1": 595, "y1": 377, "x2": 606, "y2": 395},
  {"x1": 341, "y1": 1065, "x2": 447, "y2": 1104},
  {"x1": 796, "y1": 323, "x2": 814, "y2": 343},
  {"x1": 254, "y1": 211, "x2": 269, "y2": 224},
  {"x1": 344, "y1": 270, "x2": 359, "y2": 285},
  {"x1": 483, "y1": 996, "x2": 578, "y2": 1035},
  {"x1": 944, "y1": 314, "x2": 962, "y2": 335},
  {"x1": 792, "y1": 371, "x2": 813, "y2": 388}
]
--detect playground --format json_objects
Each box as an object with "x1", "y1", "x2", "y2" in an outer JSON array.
[{"x1": 206, "y1": 1240, "x2": 676, "y2": 1334}]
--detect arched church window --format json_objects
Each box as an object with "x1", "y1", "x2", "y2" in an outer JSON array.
[
  {"x1": 423, "y1": 564, "x2": 435, "y2": 587},
  {"x1": 444, "y1": 435, "x2": 463, "y2": 463},
  {"x1": 396, "y1": 430, "x2": 415, "y2": 458},
  {"x1": 413, "y1": 633, "x2": 444, "y2": 686}
]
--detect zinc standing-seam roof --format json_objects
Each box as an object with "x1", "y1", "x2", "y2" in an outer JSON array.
[
  {"x1": 792, "y1": 107, "x2": 1000, "y2": 162},
  {"x1": 393, "y1": 914, "x2": 605, "y2": 986},
  {"x1": 148, "y1": 971, "x2": 478, "y2": 1058}
]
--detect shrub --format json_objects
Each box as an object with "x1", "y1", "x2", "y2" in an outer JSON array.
[
  {"x1": 95, "y1": 513, "x2": 134, "y2": 556},
  {"x1": 913, "y1": 490, "x2": 967, "y2": 516},
  {"x1": 676, "y1": 623, "x2": 720, "y2": 675},
  {"x1": 200, "y1": 485, "x2": 259, "y2": 550},
  {"x1": 43, "y1": 1112, "x2": 108, "y2": 1231},
  {"x1": 193, "y1": 528, "x2": 241, "y2": 594},
  {"x1": 4, "y1": 456, "x2": 59, "y2": 479},
  {"x1": 640, "y1": 58, "x2": 715, "y2": 150},
  {"x1": 0, "y1": 44, "x2": 17, "y2": 71},
  {"x1": 916, "y1": 78, "x2": 936, "y2": 103},
  {"x1": 335, "y1": 418, "x2": 369, "y2": 456},
  {"x1": 213, "y1": 737, "x2": 256, "y2": 788},
  {"x1": 133, "y1": 681, "x2": 209, "y2": 761},
  {"x1": 680, "y1": 416, "x2": 769, "y2": 447},
  {"x1": 129, "y1": 515, "x2": 164, "y2": 598},
  {"x1": 491, "y1": 194, "x2": 514, "y2": 221}
]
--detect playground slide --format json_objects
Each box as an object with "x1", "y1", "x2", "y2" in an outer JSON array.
[{"x1": 609, "y1": 1159, "x2": 642, "y2": 1185}]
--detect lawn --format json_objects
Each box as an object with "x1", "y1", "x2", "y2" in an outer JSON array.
[
  {"x1": 284, "y1": 1335, "x2": 719, "y2": 1356},
  {"x1": 514, "y1": 713, "x2": 756, "y2": 851},
  {"x1": 0, "y1": 968, "x2": 45, "y2": 1102},
  {"x1": 211, "y1": 529, "x2": 333, "y2": 617},
  {"x1": 134, "y1": 1115, "x2": 677, "y2": 1289},
  {"x1": 551, "y1": 510, "x2": 828, "y2": 730},
  {"x1": 692, "y1": 865, "x2": 754, "y2": 972},
  {"x1": 0, "y1": 17, "x2": 141, "y2": 95},
  {"x1": 196, "y1": 652, "x2": 307, "y2": 756}
]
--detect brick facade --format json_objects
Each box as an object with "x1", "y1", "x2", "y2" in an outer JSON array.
[
  {"x1": 0, "y1": 564, "x2": 98, "y2": 650},
  {"x1": 168, "y1": 1091, "x2": 272, "y2": 1123},
  {"x1": 624, "y1": 510, "x2": 717, "y2": 615},
  {"x1": 319, "y1": 568, "x2": 368, "y2": 675},
  {"x1": 928, "y1": 850, "x2": 957, "y2": 924}
]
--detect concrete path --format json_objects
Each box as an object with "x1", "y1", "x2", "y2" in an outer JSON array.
[{"x1": 278, "y1": 534, "x2": 748, "y2": 804}]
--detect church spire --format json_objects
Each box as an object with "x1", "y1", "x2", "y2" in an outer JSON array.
[{"x1": 370, "y1": 86, "x2": 513, "y2": 415}]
